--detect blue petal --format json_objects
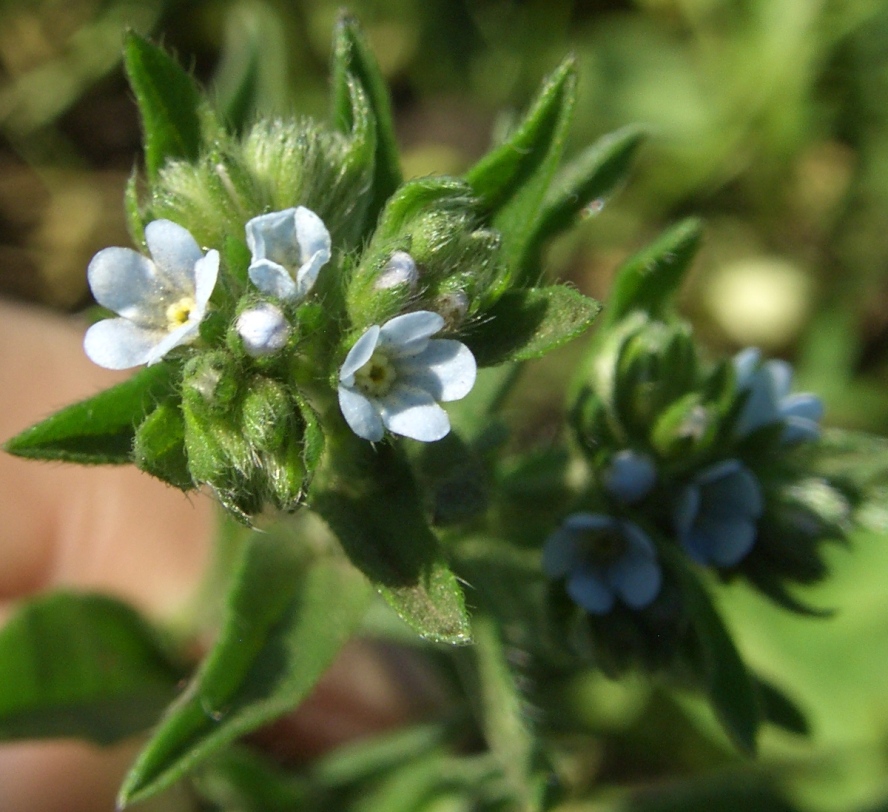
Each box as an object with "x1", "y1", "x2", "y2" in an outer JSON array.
[
  {"x1": 379, "y1": 384, "x2": 450, "y2": 442},
  {"x1": 193, "y1": 250, "x2": 220, "y2": 310},
  {"x1": 701, "y1": 463, "x2": 763, "y2": 519},
  {"x1": 246, "y1": 209, "x2": 298, "y2": 266},
  {"x1": 542, "y1": 527, "x2": 582, "y2": 578},
  {"x1": 735, "y1": 369, "x2": 780, "y2": 436},
  {"x1": 398, "y1": 340, "x2": 476, "y2": 401},
  {"x1": 673, "y1": 484, "x2": 701, "y2": 537},
  {"x1": 782, "y1": 417, "x2": 820, "y2": 444},
  {"x1": 603, "y1": 450, "x2": 657, "y2": 503},
  {"x1": 83, "y1": 319, "x2": 165, "y2": 370},
  {"x1": 566, "y1": 568, "x2": 615, "y2": 615},
  {"x1": 248, "y1": 258, "x2": 299, "y2": 300},
  {"x1": 339, "y1": 326, "x2": 381, "y2": 383},
  {"x1": 609, "y1": 551, "x2": 661, "y2": 609},
  {"x1": 144, "y1": 220, "x2": 203, "y2": 288},
  {"x1": 733, "y1": 347, "x2": 761, "y2": 388},
  {"x1": 376, "y1": 251, "x2": 418, "y2": 290},
  {"x1": 87, "y1": 247, "x2": 166, "y2": 324},
  {"x1": 692, "y1": 516, "x2": 757, "y2": 567},
  {"x1": 765, "y1": 359, "x2": 793, "y2": 400},
  {"x1": 338, "y1": 385, "x2": 384, "y2": 441},
  {"x1": 378, "y1": 311, "x2": 444, "y2": 356},
  {"x1": 563, "y1": 513, "x2": 616, "y2": 533},
  {"x1": 781, "y1": 393, "x2": 823, "y2": 423}
]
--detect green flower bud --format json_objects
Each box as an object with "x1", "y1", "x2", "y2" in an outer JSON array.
[
  {"x1": 182, "y1": 351, "x2": 240, "y2": 415},
  {"x1": 133, "y1": 401, "x2": 193, "y2": 491}
]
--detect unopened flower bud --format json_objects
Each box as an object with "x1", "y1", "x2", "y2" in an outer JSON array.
[
  {"x1": 435, "y1": 291, "x2": 469, "y2": 328},
  {"x1": 236, "y1": 303, "x2": 291, "y2": 357},
  {"x1": 374, "y1": 251, "x2": 418, "y2": 291}
]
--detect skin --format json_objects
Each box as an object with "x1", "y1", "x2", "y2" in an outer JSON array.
[{"x1": 0, "y1": 301, "x2": 431, "y2": 811}]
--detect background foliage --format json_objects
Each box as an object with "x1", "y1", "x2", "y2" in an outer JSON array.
[{"x1": 3, "y1": 1, "x2": 888, "y2": 810}]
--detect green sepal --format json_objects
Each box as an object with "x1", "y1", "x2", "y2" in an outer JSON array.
[
  {"x1": 675, "y1": 557, "x2": 760, "y2": 755},
  {"x1": 529, "y1": 124, "x2": 646, "y2": 249},
  {"x1": 331, "y1": 13, "x2": 402, "y2": 228},
  {"x1": 0, "y1": 592, "x2": 183, "y2": 745},
  {"x1": 463, "y1": 285, "x2": 601, "y2": 368},
  {"x1": 4, "y1": 363, "x2": 178, "y2": 464},
  {"x1": 123, "y1": 31, "x2": 203, "y2": 179},
  {"x1": 312, "y1": 431, "x2": 471, "y2": 645},
  {"x1": 124, "y1": 169, "x2": 146, "y2": 247},
  {"x1": 604, "y1": 218, "x2": 703, "y2": 327},
  {"x1": 133, "y1": 400, "x2": 193, "y2": 490},
  {"x1": 118, "y1": 533, "x2": 372, "y2": 807},
  {"x1": 465, "y1": 58, "x2": 577, "y2": 285}
]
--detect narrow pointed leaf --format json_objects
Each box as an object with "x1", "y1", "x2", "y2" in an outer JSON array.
[
  {"x1": 124, "y1": 31, "x2": 203, "y2": 178},
  {"x1": 605, "y1": 218, "x2": 703, "y2": 326},
  {"x1": 0, "y1": 592, "x2": 182, "y2": 744},
  {"x1": 119, "y1": 534, "x2": 371, "y2": 806},
  {"x1": 466, "y1": 58, "x2": 577, "y2": 283},
  {"x1": 312, "y1": 432, "x2": 471, "y2": 645},
  {"x1": 530, "y1": 124, "x2": 645, "y2": 247},
  {"x1": 331, "y1": 14, "x2": 401, "y2": 226},
  {"x1": 679, "y1": 564, "x2": 760, "y2": 754},
  {"x1": 463, "y1": 285, "x2": 601, "y2": 367},
  {"x1": 4, "y1": 363, "x2": 177, "y2": 464}
]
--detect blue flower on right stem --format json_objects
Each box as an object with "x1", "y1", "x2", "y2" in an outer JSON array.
[
  {"x1": 674, "y1": 459, "x2": 763, "y2": 567},
  {"x1": 733, "y1": 348, "x2": 824, "y2": 444}
]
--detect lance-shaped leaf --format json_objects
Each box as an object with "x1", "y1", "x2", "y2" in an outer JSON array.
[
  {"x1": 676, "y1": 558, "x2": 761, "y2": 754},
  {"x1": 527, "y1": 124, "x2": 645, "y2": 251},
  {"x1": 4, "y1": 363, "x2": 177, "y2": 464},
  {"x1": 605, "y1": 218, "x2": 703, "y2": 327},
  {"x1": 462, "y1": 285, "x2": 601, "y2": 368},
  {"x1": 465, "y1": 58, "x2": 576, "y2": 284},
  {"x1": 331, "y1": 14, "x2": 402, "y2": 228},
  {"x1": 0, "y1": 592, "x2": 182, "y2": 744},
  {"x1": 124, "y1": 32, "x2": 203, "y2": 179},
  {"x1": 312, "y1": 429, "x2": 471, "y2": 645},
  {"x1": 119, "y1": 533, "x2": 371, "y2": 806}
]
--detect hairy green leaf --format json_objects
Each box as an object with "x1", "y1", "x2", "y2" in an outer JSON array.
[
  {"x1": 124, "y1": 32, "x2": 203, "y2": 179},
  {"x1": 312, "y1": 431, "x2": 471, "y2": 645},
  {"x1": 119, "y1": 534, "x2": 371, "y2": 806},
  {"x1": 464, "y1": 285, "x2": 601, "y2": 367},
  {"x1": 466, "y1": 58, "x2": 577, "y2": 284},
  {"x1": 331, "y1": 14, "x2": 402, "y2": 226},
  {"x1": 0, "y1": 592, "x2": 181, "y2": 744},
  {"x1": 605, "y1": 218, "x2": 703, "y2": 326},
  {"x1": 4, "y1": 363, "x2": 178, "y2": 464}
]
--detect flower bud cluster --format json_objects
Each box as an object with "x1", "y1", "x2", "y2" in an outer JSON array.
[
  {"x1": 81, "y1": 118, "x2": 489, "y2": 519},
  {"x1": 543, "y1": 312, "x2": 839, "y2": 671}
]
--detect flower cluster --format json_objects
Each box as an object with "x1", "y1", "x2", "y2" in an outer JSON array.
[
  {"x1": 546, "y1": 315, "x2": 827, "y2": 623},
  {"x1": 84, "y1": 208, "x2": 477, "y2": 450}
]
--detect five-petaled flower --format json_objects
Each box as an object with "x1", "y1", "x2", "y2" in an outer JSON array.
[
  {"x1": 338, "y1": 310, "x2": 476, "y2": 442},
  {"x1": 543, "y1": 513, "x2": 662, "y2": 615},
  {"x1": 83, "y1": 220, "x2": 219, "y2": 370},
  {"x1": 733, "y1": 347, "x2": 823, "y2": 444},
  {"x1": 246, "y1": 206, "x2": 331, "y2": 301},
  {"x1": 674, "y1": 458, "x2": 763, "y2": 567}
]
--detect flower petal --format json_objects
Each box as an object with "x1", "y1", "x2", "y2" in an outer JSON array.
[
  {"x1": 87, "y1": 247, "x2": 166, "y2": 324},
  {"x1": 145, "y1": 220, "x2": 203, "y2": 289},
  {"x1": 702, "y1": 463, "x2": 763, "y2": 519},
  {"x1": 193, "y1": 250, "x2": 220, "y2": 310},
  {"x1": 378, "y1": 311, "x2": 445, "y2": 356},
  {"x1": 563, "y1": 513, "x2": 615, "y2": 533},
  {"x1": 379, "y1": 384, "x2": 451, "y2": 441},
  {"x1": 782, "y1": 416, "x2": 820, "y2": 444},
  {"x1": 144, "y1": 319, "x2": 201, "y2": 365},
  {"x1": 399, "y1": 339, "x2": 477, "y2": 401},
  {"x1": 339, "y1": 326, "x2": 381, "y2": 383},
  {"x1": 566, "y1": 568, "x2": 615, "y2": 615},
  {"x1": 83, "y1": 319, "x2": 166, "y2": 370},
  {"x1": 733, "y1": 347, "x2": 761, "y2": 387},
  {"x1": 246, "y1": 209, "x2": 298, "y2": 265},
  {"x1": 691, "y1": 516, "x2": 757, "y2": 567},
  {"x1": 294, "y1": 207, "x2": 331, "y2": 265},
  {"x1": 673, "y1": 484, "x2": 701, "y2": 537},
  {"x1": 542, "y1": 527, "x2": 581, "y2": 578},
  {"x1": 781, "y1": 393, "x2": 823, "y2": 423},
  {"x1": 338, "y1": 385, "x2": 384, "y2": 441},
  {"x1": 765, "y1": 359, "x2": 793, "y2": 400},
  {"x1": 609, "y1": 551, "x2": 661, "y2": 609},
  {"x1": 248, "y1": 258, "x2": 300, "y2": 300}
]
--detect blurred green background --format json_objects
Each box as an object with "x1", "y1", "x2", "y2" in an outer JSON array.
[{"x1": 4, "y1": 1, "x2": 888, "y2": 810}]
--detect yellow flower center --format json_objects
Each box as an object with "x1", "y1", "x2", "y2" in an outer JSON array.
[
  {"x1": 354, "y1": 351, "x2": 397, "y2": 397},
  {"x1": 166, "y1": 296, "x2": 196, "y2": 331}
]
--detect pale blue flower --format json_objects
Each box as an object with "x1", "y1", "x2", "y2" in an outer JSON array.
[
  {"x1": 603, "y1": 450, "x2": 657, "y2": 504},
  {"x1": 543, "y1": 513, "x2": 662, "y2": 615},
  {"x1": 83, "y1": 220, "x2": 219, "y2": 370},
  {"x1": 236, "y1": 302, "x2": 290, "y2": 357},
  {"x1": 338, "y1": 310, "x2": 477, "y2": 442},
  {"x1": 734, "y1": 348, "x2": 823, "y2": 444},
  {"x1": 674, "y1": 459, "x2": 763, "y2": 567},
  {"x1": 246, "y1": 206, "x2": 331, "y2": 301}
]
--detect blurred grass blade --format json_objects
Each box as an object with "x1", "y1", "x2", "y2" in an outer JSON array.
[
  {"x1": 119, "y1": 534, "x2": 371, "y2": 806},
  {"x1": 465, "y1": 58, "x2": 577, "y2": 284},
  {"x1": 605, "y1": 218, "x2": 703, "y2": 326},
  {"x1": 4, "y1": 363, "x2": 177, "y2": 464},
  {"x1": 0, "y1": 592, "x2": 182, "y2": 744},
  {"x1": 124, "y1": 31, "x2": 203, "y2": 179},
  {"x1": 530, "y1": 124, "x2": 646, "y2": 248},
  {"x1": 331, "y1": 14, "x2": 402, "y2": 226}
]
